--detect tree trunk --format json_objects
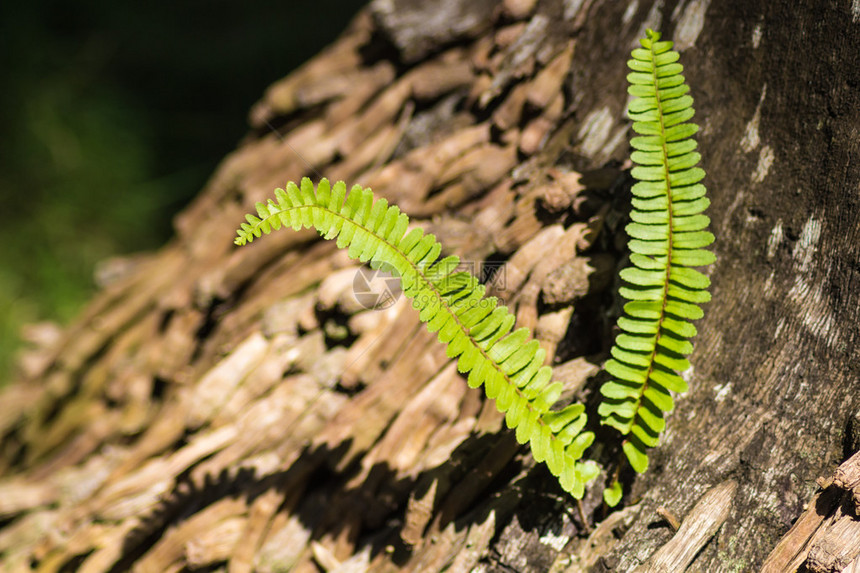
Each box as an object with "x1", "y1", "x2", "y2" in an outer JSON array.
[{"x1": 2, "y1": 1, "x2": 859, "y2": 572}]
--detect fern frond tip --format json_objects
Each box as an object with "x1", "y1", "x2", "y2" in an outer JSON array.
[{"x1": 645, "y1": 28, "x2": 661, "y2": 42}]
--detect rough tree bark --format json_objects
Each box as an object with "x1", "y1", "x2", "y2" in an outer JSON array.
[{"x1": 1, "y1": 1, "x2": 859, "y2": 572}]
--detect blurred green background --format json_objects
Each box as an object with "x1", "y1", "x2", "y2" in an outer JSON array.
[{"x1": 0, "y1": 0, "x2": 367, "y2": 382}]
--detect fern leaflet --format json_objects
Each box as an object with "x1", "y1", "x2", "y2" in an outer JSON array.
[
  {"x1": 236, "y1": 178, "x2": 597, "y2": 497},
  {"x1": 598, "y1": 29, "x2": 715, "y2": 473}
]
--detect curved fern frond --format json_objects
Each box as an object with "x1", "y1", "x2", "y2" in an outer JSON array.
[
  {"x1": 598, "y1": 29, "x2": 715, "y2": 473},
  {"x1": 236, "y1": 178, "x2": 596, "y2": 498}
]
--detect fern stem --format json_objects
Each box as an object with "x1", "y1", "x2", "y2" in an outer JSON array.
[
  {"x1": 343, "y1": 207, "x2": 563, "y2": 436},
  {"x1": 257, "y1": 202, "x2": 564, "y2": 443},
  {"x1": 626, "y1": 31, "x2": 678, "y2": 441}
]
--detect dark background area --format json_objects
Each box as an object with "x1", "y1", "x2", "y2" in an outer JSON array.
[{"x1": 0, "y1": 0, "x2": 367, "y2": 380}]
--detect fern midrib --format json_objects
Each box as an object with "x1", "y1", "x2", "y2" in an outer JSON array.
[
  {"x1": 253, "y1": 203, "x2": 566, "y2": 448},
  {"x1": 626, "y1": 39, "x2": 676, "y2": 439}
]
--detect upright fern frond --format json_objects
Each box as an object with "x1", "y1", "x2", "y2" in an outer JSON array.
[
  {"x1": 598, "y1": 29, "x2": 715, "y2": 474},
  {"x1": 236, "y1": 178, "x2": 597, "y2": 497}
]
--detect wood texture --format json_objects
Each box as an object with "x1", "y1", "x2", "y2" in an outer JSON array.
[
  {"x1": 633, "y1": 481, "x2": 737, "y2": 573},
  {"x1": 1, "y1": 1, "x2": 859, "y2": 572},
  {"x1": 763, "y1": 451, "x2": 860, "y2": 573}
]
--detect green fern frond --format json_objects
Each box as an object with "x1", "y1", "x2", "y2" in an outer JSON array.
[
  {"x1": 598, "y1": 29, "x2": 715, "y2": 473},
  {"x1": 236, "y1": 178, "x2": 596, "y2": 498}
]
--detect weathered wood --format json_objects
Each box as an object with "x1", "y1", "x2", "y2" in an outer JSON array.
[
  {"x1": 834, "y1": 450, "x2": 860, "y2": 514},
  {"x1": 1, "y1": 1, "x2": 859, "y2": 571},
  {"x1": 763, "y1": 450, "x2": 860, "y2": 573},
  {"x1": 806, "y1": 514, "x2": 860, "y2": 573},
  {"x1": 632, "y1": 480, "x2": 737, "y2": 573}
]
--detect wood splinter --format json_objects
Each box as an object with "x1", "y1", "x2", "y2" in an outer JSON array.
[
  {"x1": 763, "y1": 449, "x2": 860, "y2": 573},
  {"x1": 655, "y1": 506, "x2": 681, "y2": 532},
  {"x1": 633, "y1": 480, "x2": 738, "y2": 573}
]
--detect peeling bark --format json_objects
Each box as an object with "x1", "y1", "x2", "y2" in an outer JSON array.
[{"x1": 1, "y1": 1, "x2": 859, "y2": 572}]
